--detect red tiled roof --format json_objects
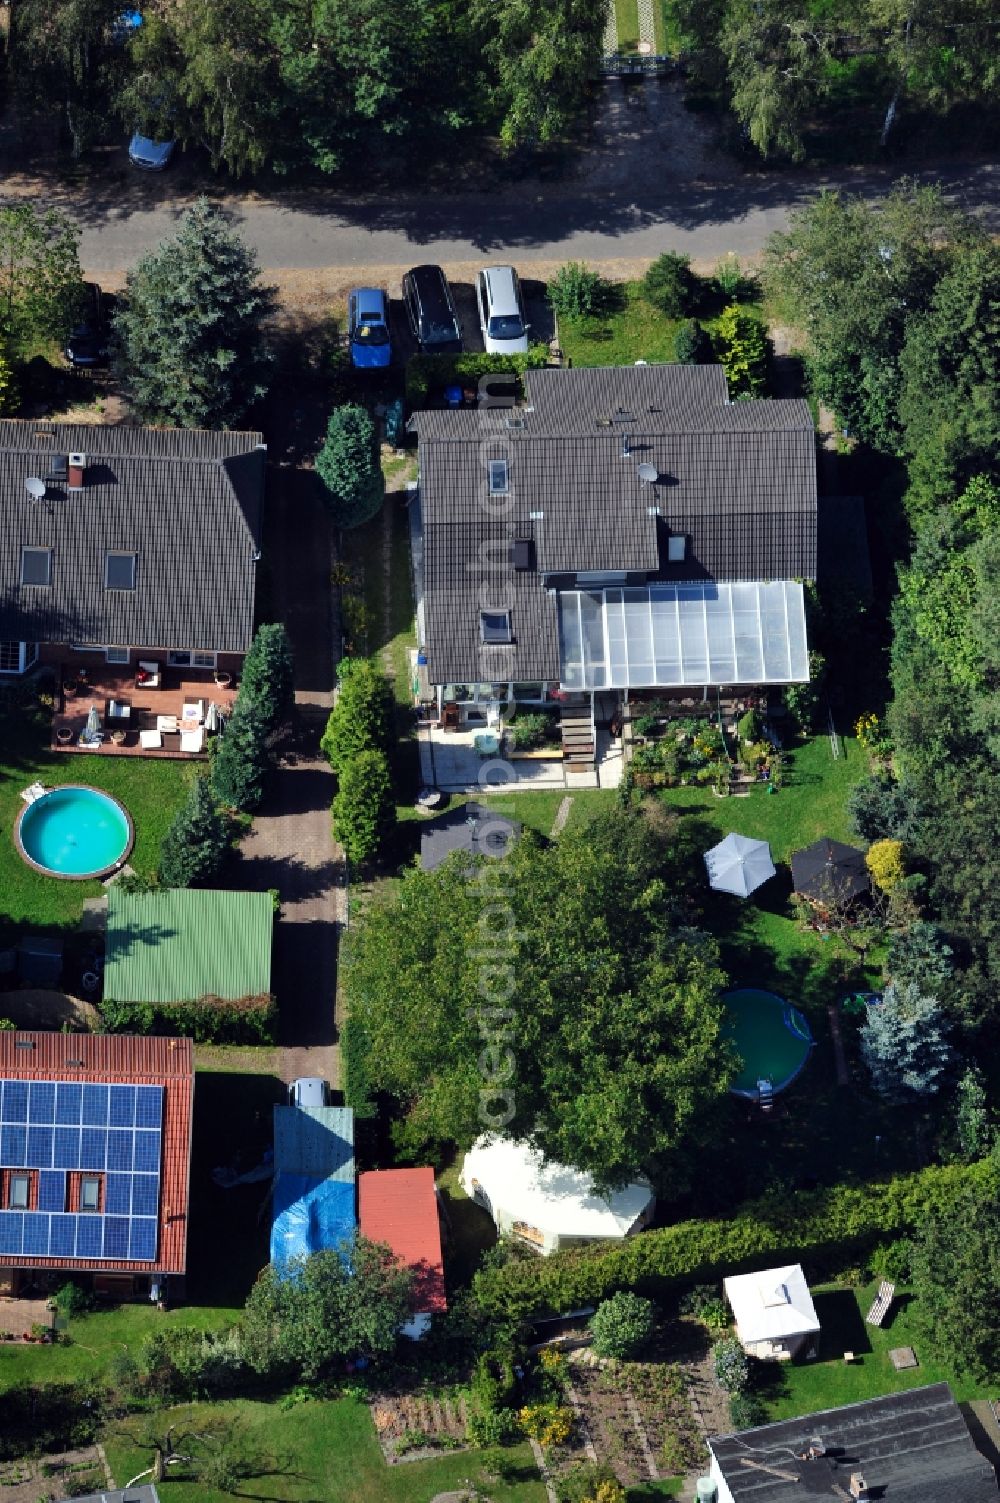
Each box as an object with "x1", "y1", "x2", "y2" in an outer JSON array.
[
  {"x1": 0, "y1": 1032, "x2": 194, "y2": 1275},
  {"x1": 358, "y1": 1167, "x2": 447, "y2": 1314}
]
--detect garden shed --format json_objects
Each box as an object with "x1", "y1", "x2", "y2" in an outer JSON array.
[
  {"x1": 103, "y1": 888, "x2": 273, "y2": 1005},
  {"x1": 358, "y1": 1167, "x2": 446, "y2": 1338},
  {"x1": 723, "y1": 1263, "x2": 820, "y2": 1360},
  {"x1": 461, "y1": 1136, "x2": 654, "y2": 1255}
]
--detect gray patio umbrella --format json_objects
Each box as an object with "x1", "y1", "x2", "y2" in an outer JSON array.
[
  {"x1": 704, "y1": 833, "x2": 776, "y2": 898},
  {"x1": 790, "y1": 838, "x2": 869, "y2": 903},
  {"x1": 84, "y1": 703, "x2": 101, "y2": 741}
]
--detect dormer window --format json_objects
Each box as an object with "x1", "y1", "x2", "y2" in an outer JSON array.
[
  {"x1": 105, "y1": 552, "x2": 137, "y2": 590},
  {"x1": 20, "y1": 547, "x2": 52, "y2": 586},
  {"x1": 480, "y1": 610, "x2": 513, "y2": 645},
  {"x1": 488, "y1": 460, "x2": 509, "y2": 495},
  {"x1": 667, "y1": 535, "x2": 686, "y2": 563}
]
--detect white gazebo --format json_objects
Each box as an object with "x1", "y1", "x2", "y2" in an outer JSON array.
[
  {"x1": 723, "y1": 1263, "x2": 821, "y2": 1361},
  {"x1": 460, "y1": 1137, "x2": 654, "y2": 1256}
]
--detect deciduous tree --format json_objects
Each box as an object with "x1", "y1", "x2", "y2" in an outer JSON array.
[
  {"x1": 0, "y1": 204, "x2": 85, "y2": 352},
  {"x1": 911, "y1": 1192, "x2": 1000, "y2": 1382}
]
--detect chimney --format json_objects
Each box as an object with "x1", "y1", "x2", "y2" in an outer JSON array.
[
  {"x1": 849, "y1": 1473, "x2": 869, "y2": 1500},
  {"x1": 67, "y1": 451, "x2": 88, "y2": 490}
]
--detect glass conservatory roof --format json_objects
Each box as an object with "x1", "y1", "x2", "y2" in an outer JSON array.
[{"x1": 557, "y1": 581, "x2": 809, "y2": 691}]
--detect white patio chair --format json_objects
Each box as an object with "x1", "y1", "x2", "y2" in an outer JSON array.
[
  {"x1": 180, "y1": 728, "x2": 204, "y2": 754},
  {"x1": 20, "y1": 781, "x2": 46, "y2": 804},
  {"x1": 139, "y1": 729, "x2": 163, "y2": 750}
]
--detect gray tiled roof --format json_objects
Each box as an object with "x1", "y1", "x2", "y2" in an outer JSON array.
[
  {"x1": 414, "y1": 364, "x2": 817, "y2": 685},
  {"x1": 710, "y1": 1383, "x2": 998, "y2": 1503},
  {"x1": 0, "y1": 420, "x2": 264, "y2": 654}
]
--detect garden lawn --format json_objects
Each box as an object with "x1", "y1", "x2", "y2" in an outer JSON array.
[
  {"x1": 758, "y1": 1282, "x2": 988, "y2": 1419},
  {"x1": 103, "y1": 1398, "x2": 546, "y2": 1503},
  {"x1": 615, "y1": 0, "x2": 640, "y2": 50},
  {"x1": 0, "y1": 709, "x2": 194, "y2": 935},
  {"x1": 558, "y1": 284, "x2": 684, "y2": 368}
]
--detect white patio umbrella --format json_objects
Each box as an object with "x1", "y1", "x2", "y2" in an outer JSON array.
[
  {"x1": 704, "y1": 832, "x2": 776, "y2": 898},
  {"x1": 84, "y1": 702, "x2": 101, "y2": 741},
  {"x1": 205, "y1": 701, "x2": 220, "y2": 734}
]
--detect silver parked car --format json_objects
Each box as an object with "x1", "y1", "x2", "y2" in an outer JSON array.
[{"x1": 476, "y1": 265, "x2": 529, "y2": 355}]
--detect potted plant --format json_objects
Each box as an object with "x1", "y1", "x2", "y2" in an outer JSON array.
[
  {"x1": 63, "y1": 679, "x2": 78, "y2": 697},
  {"x1": 214, "y1": 669, "x2": 232, "y2": 688}
]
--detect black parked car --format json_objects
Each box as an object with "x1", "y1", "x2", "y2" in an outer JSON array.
[
  {"x1": 402, "y1": 264, "x2": 463, "y2": 354},
  {"x1": 65, "y1": 284, "x2": 116, "y2": 369}
]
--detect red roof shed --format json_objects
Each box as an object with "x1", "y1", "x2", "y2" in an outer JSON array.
[
  {"x1": 358, "y1": 1167, "x2": 446, "y2": 1318},
  {"x1": 0, "y1": 1031, "x2": 194, "y2": 1283}
]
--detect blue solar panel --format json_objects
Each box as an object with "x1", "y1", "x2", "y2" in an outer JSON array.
[
  {"x1": 55, "y1": 1083, "x2": 82, "y2": 1124},
  {"x1": 38, "y1": 1171, "x2": 66, "y2": 1213},
  {"x1": 133, "y1": 1131, "x2": 161, "y2": 1174},
  {"x1": 102, "y1": 1217, "x2": 130, "y2": 1259},
  {"x1": 23, "y1": 1212, "x2": 50, "y2": 1255},
  {"x1": 131, "y1": 1175, "x2": 159, "y2": 1218},
  {"x1": 1, "y1": 1081, "x2": 27, "y2": 1123},
  {"x1": 129, "y1": 1218, "x2": 158, "y2": 1261},
  {"x1": 49, "y1": 1214, "x2": 77, "y2": 1257},
  {"x1": 106, "y1": 1131, "x2": 133, "y2": 1172},
  {"x1": 81, "y1": 1084, "x2": 108, "y2": 1126},
  {"x1": 0, "y1": 1212, "x2": 23, "y2": 1254},
  {"x1": 26, "y1": 1126, "x2": 53, "y2": 1169},
  {"x1": 28, "y1": 1082, "x2": 56, "y2": 1122},
  {"x1": 75, "y1": 1216, "x2": 103, "y2": 1258},
  {"x1": 0, "y1": 1124, "x2": 26, "y2": 1166},
  {"x1": 79, "y1": 1128, "x2": 107, "y2": 1171},
  {"x1": 109, "y1": 1086, "x2": 135, "y2": 1129},
  {"x1": 105, "y1": 1173, "x2": 132, "y2": 1216},
  {"x1": 53, "y1": 1127, "x2": 81, "y2": 1169},
  {"x1": 135, "y1": 1086, "x2": 163, "y2": 1128}
]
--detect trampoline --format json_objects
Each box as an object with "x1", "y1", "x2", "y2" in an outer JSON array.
[{"x1": 722, "y1": 988, "x2": 813, "y2": 1099}]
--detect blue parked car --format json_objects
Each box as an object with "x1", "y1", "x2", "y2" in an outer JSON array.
[{"x1": 348, "y1": 288, "x2": 392, "y2": 369}]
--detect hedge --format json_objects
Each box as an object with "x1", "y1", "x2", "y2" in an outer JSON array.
[
  {"x1": 341, "y1": 1012, "x2": 377, "y2": 1120},
  {"x1": 405, "y1": 347, "x2": 549, "y2": 407},
  {"x1": 471, "y1": 1159, "x2": 1000, "y2": 1324},
  {"x1": 99, "y1": 993, "x2": 277, "y2": 1044}
]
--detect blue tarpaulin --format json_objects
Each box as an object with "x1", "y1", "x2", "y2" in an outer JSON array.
[{"x1": 270, "y1": 1172, "x2": 356, "y2": 1270}]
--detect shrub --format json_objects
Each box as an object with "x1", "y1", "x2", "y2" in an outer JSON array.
[
  {"x1": 714, "y1": 254, "x2": 745, "y2": 299},
  {"x1": 713, "y1": 1336, "x2": 749, "y2": 1394},
  {"x1": 54, "y1": 1280, "x2": 93, "y2": 1318},
  {"x1": 589, "y1": 1291, "x2": 656, "y2": 1359},
  {"x1": 404, "y1": 347, "x2": 548, "y2": 406},
  {"x1": 159, "y1": 776, "x2": 229, "y2": 888},
  {"x1": 239, "y1": 623, "x2": 295, "y2": 737},
  {"x1": 332, "y1": 748, "x2": 395, "y2": 867},
  {"x1": 673, "y1": 319, "x2": 714, "y2": 365},
  {"x1": 99, "y1": 993, "x2": 276, "y2": 1044},
  {"x1": 633, "y1": 713, "x2": 661, "y2": 738},
  {"x1": 507, "y1": 711, "x2": 557, "y2": 750},
  {"x1": 555, "y1": 1463, "x2": 627, "y2": 1503},
  {"x1": 519, "y1": 1402, "x2": 574, "y2": 1448},
  {"x1": 548, "y1": 262, "x2": 608, "y2": 319},
  {"x1": 886, "y1": 921, "x2": 954, "y2": 993},
  {"x1": 140, "y1": 1325, "x2": 247, "y2": 1401},
  {"x1": 783, "y1": 650, "x2": 826, "y2": 732},
  {"x1": 679, "y1": 1284, "x2": 729, "y2": 1331},
  {"x1": 716, "y1": 304, "x2": 770, "y2": 397},
  {"x1": 866, "y1": 838, "x2": 905, "y2": 892},
  {"x1": 729, "y1": 1392, "x2": 767, "y2": 1429},
  {"x1": 868, "y1": 1237, "x2": 914, "y2": 1283},
  {"x1": 848, "y1": 773, "x2": 922, "y2": 841},
  {"x1": 737, "y1": 708, "x2": 763, "y2": 743},
  {"x1": 315, "y1": 404, "x2": 383, "y2": 529},
  {"x1": 320, "y1": 657, "x2": 393, "y2": 773},
  {"x1": 210, "y1": 698, "x2": 271, "y2": 810},
  {"x1": 642, "y1": 253, "x2": 696, "y2": 317},
  {"x1": 466, "y1": 1406, "x2": 522, "y2": 1445}
]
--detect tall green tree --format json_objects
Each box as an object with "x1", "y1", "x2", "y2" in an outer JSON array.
[
  {"x1": 331, "y1": 747, "x2": 395, "y2": 867},
  {"x1": 239, "y1": 623, "x2": 295, "y2": 738},
  {"x1": 911, "y1": 1191, "x2": 1000, "y2": 1382},
  {"x1": 11, "y1": 0, "x2": 130, "y2": 158},
  {"x1": 343, "y1": 804, "x2": 731, "y2": 1191},
  {"x1": 113, "y1": 199, "x2": 275, "y2": 428},
  {"x1": 720, "y1": 0, "x2": 835, "y2": 161},
  {"x1": 315, "y1": 406, "x2": 383, "y2": 529},
  {"x1": 240, "y1": 1241, "x2": 413, "y2": 1380},
  {"x1": 471, "y1": 0, "x2": 606, "y2": 147},
  {"x1": 860, "y1": 982, "x2": 955, "y2": 1100},
  {"x1": 159, "y1": 776, "x2": 229, "y2": 888},
  {"x1": 0, "y1": 204, "x2": 85, "y2": 352},
  {"x1": 320, "y1": 658, "x2": 393, "y2": 773},
  {"x1": 210, "y1": 699, "x2": 271, "y2": 810}
]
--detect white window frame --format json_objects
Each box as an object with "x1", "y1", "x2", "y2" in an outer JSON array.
[
  {"x1": 168, "y1": 650, "x2": 217, "y2": 669},
  {"x1": 8, "y1": 1173, "x2": 29, "y2": 1210},
  {"x1": 20, "y1": 546, "x2": 53, "y2": 587},
  {"x1": 105, "y1": 646, "x2": 130, "y2": 665},
  {"x1": 79, "y1": 1176, "x2": 100, "y2": 1213},
  {"x1": 0, "y1": 641, "x2": 38, "y2": 675},
  {"x1": 105, "y1": 551, "x2": 137, "y2": 591},
  {"x1": 488, "y1": 459, "x2": 509, "y2": 495}
]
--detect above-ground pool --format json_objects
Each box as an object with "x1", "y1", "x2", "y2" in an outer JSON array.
[
  {"x1": 15, "y1": 785, "x2": 134, "y2": 880},
  {"x1": 722, "y1": 988, "x2": 813, "y2": 1098}
]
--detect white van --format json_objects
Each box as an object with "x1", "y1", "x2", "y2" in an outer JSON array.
[{"x1": 476, "y1": 265, "x2": 529, "y2": 355}]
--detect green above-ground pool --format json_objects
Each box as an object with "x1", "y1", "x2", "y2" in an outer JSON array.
[{"x1": 722, "y1": 987, "x2": 814, "y2": 1098}]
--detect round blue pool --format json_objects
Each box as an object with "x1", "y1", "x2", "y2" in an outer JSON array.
[
  {"x1": 15, "y1": 785, "x2": 134, "y2": 880},
  {"x1": 722, "y1": 987, "x2": 814, "y2": 1098}
]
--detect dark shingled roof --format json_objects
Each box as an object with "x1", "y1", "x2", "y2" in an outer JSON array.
[
  {"x1": 412, "y1": 365, "x2": 817, "y2": 684},
  {"x1": 420, "y1": 801, "x2": 522, "y2": 870},
  {"x1": 0, "y1": 420, "x2": 265, "y2": 654},
  {"x1": 710, "y1": 1383, "x2": 999, "y2": 1503}
]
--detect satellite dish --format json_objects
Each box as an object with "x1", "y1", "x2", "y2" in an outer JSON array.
[
  {"x1": 637, "y1": 463, "x2": 659, "y2": 484},
  {"x1": 25, "y1": 477, "x2": 46, "y2": 500}
]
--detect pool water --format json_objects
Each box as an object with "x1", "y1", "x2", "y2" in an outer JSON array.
[
  {"x1": 18, "y1": 786, "x2": 133, "y2": 878},
  {"x1": 722, "y1": 987, "x2": 813, "y2": 1097}
]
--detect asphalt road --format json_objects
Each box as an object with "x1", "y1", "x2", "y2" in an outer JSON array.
[{"x1": 8, "y1": 80, "x2": 998, "y2": 276}]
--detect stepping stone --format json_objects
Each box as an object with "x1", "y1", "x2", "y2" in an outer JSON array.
[{"x1": 889, "y1": 1346, "x2": 918, "y2": 1370}]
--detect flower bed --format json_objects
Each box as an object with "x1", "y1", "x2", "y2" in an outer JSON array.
[{"x1": 369, "y1": 1389, "x2": 470, "y2": 1464}]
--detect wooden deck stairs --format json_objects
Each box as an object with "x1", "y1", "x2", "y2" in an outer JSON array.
[{"x1": 560, "y1": 703, "x2": 595, "y2": 768}]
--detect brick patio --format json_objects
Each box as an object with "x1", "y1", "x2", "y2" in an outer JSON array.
[{"x1": 51, "y1": 665, "x2": 238, "y2": 760}]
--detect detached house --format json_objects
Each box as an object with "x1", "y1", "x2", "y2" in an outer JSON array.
[
  {"x1": 0, "y1": 420, "x2": 265, "y2": 679},
  {"x1": 410, "y1": 365, "x2": 816, "y2": 760}
]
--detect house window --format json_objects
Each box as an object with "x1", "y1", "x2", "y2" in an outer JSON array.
[
  {"x1": 667, "y1": 535, "x2": 686, "y2": 563},
  {"x1": 480, "y1": 611, "x2": 513, "y2": 645},
  {"x1": 488, "y1": 459, "x2": 509, "y2": 495},
  {"x1": 168, "y1": 650, "x2": 217, "y2": 669},
  {"x1": 105, "y1": 552, "x2": 137, "y2": 590},
  {"x1": 105, "y1": 647, "x2": 130, "y2": 665},
  {"x1": 79, "y1": 1177, "x2": 101, "y2": 1213},
  {"x1": 0, "y1": 642, "x2": 37, "y2": 674},
  {"x1": 20, "y1": 547, "x2": 52, "y2": 586},
  {"x1": 8, "y1": 1174, "x2": 29, "y2": 1210}
]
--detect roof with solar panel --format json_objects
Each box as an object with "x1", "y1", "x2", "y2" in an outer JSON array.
[{"x1": 0, "y1": 1033, "x2": 193, "y2": 1277}]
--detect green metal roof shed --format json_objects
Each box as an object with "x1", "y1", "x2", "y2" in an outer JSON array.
[{"x1": 103, "y1": 888, "x2": 273, "y2": 1004}]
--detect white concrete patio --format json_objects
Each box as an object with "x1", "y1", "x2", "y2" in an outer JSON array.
[{"x1": 417, "y1": 722, "x2": 623, "y2": 793}]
